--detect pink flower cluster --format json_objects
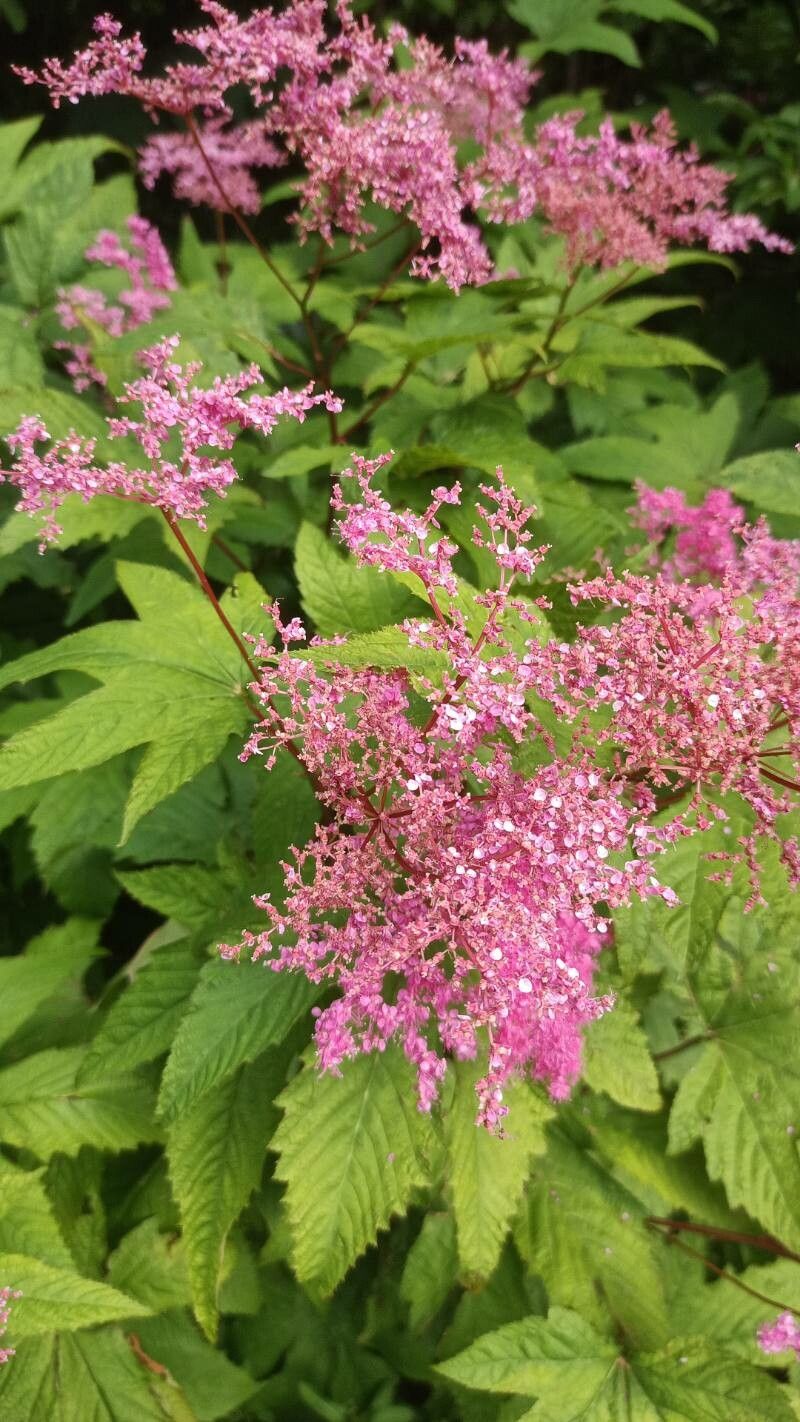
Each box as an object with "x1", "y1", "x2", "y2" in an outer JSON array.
[
  {"x1": 758, "y1": 1312, "x2": 800, "y2": 1359},
  {"x1": 221, "y1": 462, "x2": 680, "y2": 1127},
  {"x1": 0, "y1": 1287, "x2": 20, "y2": 1367},
  {"x1": 537, "y1": 544, "x2": 800, "y2": 902},
  {"x1": 467, "y1": 109, "x2": 792, "y2": 270},
  {"x1": 56, "y1": 215, "x2": 176, "y2": 391},
  {"x1": 139, "y1": 116, "x2": 283, "y2": 215},
  {"x1": 1, "y1": 337, "x2": 341, "y2": 545},
  {"x1": 16, "y1": 4, "x2": 789, "y2": 290},
  {"x1": 220, "y1": 464, "x2": 799, "y2": 1124}
]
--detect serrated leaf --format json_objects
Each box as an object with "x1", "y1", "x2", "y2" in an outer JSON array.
[
  {"x1": 134, "y1": 1310, "x2": 259, "y2": 1420},
  {"x1": 719, "y1": 449, "x2": 800, "y2": 516},
  {"x1": 0, "y1": 1047, "x2": 159, "y2": 1159},
  {"x1": 610, "y1": 0, "x2": 717, "y2": 43},
  {"x1": 400, "y1": 1213, "x2": 458, "y2": 1330},
  {"x1": 582, "y1": 1001, "x2": 661, "y2": 1111},
  {"x1": 438, "y1": 1316, "x2": 794, "y2": 1421},
  {"x1": 0, "y1": 1328, "x2": 197, "y2": 1422},
  {"x1": 437, "y1": 1305, "x2": 617, "y2": 1402},
  {"x1": 0, "y1": 561, "x2": 256, "y2": 823},
  {"x1": 79, "y1": 938, "x2": 202, "y2": 1083},
  {"x1": 107, "y1": 1219, "x2": 191, "y2": 1314},
  {"x1": 0, "y1": 919, "x2": 100, "y2": 1053},
  {"x1": 168, "y1": 1055, "x2": 281, "y2": 1338},
  {"x1": 516, "y1": 1124, "x2": 669, "y2": 1349},
  {"x1": 445, "y1": 1061, "x2": 552, "y2": 1281},
  {"x1": 158, "y1": 961, "x2": 316, "y2": 1121},
  {"x1": 273, "y1": 1048, "x2": 434, "y2": 1294},
  {"x1": 295, "y1": 521, "x2": 424, "y2": 637},
  {"x1": 667, "y1": 909, "x2": 800, "y2": 1248},
  {"x1": 0, "y1": 1254, "x2": 150, "y2": 1336},
  {"x1": 0, "y1": 1165, "x2": 74, "y2": 1270}
]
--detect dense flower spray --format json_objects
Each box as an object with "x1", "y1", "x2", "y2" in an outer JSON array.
[
  {"x1": 220, "y1": 462, "x2": 683, "y2": 1126},
  {"x1": 0, "y1": 1287, "x2": 20, "y2": 1367},
  {"x1": 139, "y1": 117, "x2": 283, "y2": 215},
  {"x1": 16, "y1": 3, "x2": 789, "y2": 289},
  {"x1": 56, "y1": 215, "x2": 176, "y2": 391},
  {"x1": 0, "y1": 336, "x2": 341, "y2": 545},
  {"x1": 219, "y1": 465, "x2": 799, "y2": 1125}
]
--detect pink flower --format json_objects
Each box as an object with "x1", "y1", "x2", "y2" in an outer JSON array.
[
  {"x1": 0, "y1": 1287, "x2": 20, "y2": 1367},
  {"x1": 1, "y1": 337, "x2": 342, "y2": 545},
  {"x1": 469, "y1": 109, "x2": 792, "y2": 270},
  {"x1": 221, "y1": 464, "x2": 678, "y2": 1127},
  {"x1": 56, "y1": 216, "x2": 176, "y2": 390},
  {"x1": 16, "y1": 9, "x2": 789, "y2": 286},
  {"x1": 758, "y1": 1312, "x2": 800, "y2": 1359},
  {"x1": 139, "y1": 116, "x2": 284, "y2": 214}
]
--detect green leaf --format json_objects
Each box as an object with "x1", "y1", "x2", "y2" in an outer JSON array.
[
  {"x1": 273, "y1": 1049, "x2": 434, "y2": 1294},
  {"x1": 0, "y1": 307, "x2": 44, "y2": 385},
  {"x1": 0, "y1": 919, "x2": 100, "y2": 1052},
  {"x1": 444, "y1": 1061, "x2": 552, "y2": 1281},
  {"x1": 719, "y1": 449, "x2": 800, "y2": 516},
  {"x1": 557, "y1": 326, "x2": 724, "y2": 382},
  {"x1": 610, "y1": 0, "x2": 717, "y2": 43},
  {"x1": 263, "y1": 443, "x2": 341, "y2": 480},
  {"x1": 107, "y1": 1220, "x2": 191, "y2": 1315},
  {"x1": 0, "y1": 1165, "x2": 74, "y2": 1270},
  {"x1": 0, "y1": 1047, "x2": 159, "y2": 1159},
  {"x1": 0, "y1": 561, "x2": 256, "y2": 822},
  {"x1": 437, "y1": 1305, "x2": 618, "y2": 1402},
  {"x1": 134, "y1": 1310, "x2": 259, "y2": 1420},
  {"x1": 558, "y1": 433, "x2": 685, "y2": 487},
  {"x1": 299, "y1": 626, "x2": 446, "y2": 676},
  {"x1": 400, "y1": 1213, "x2": 458, "y2": 1330},
  {"x1": 168, "y1": 1054, "x2": 282, "y2": 1338},
  {"x1": 158, "y1": 960, "x2": 316, "y2": 1122},
  {"x1": 0, "y1": 116, "x2": 43, "y2": 191},
  {"x1": 295, "y1": 521, "x2": 425, "y2": 637},
  {"x1": 582, "y1": 1001, "x2": 661, "y2": 1112},
  {"x1": 0, "y1": 1328, "x2": 197, "y2": 1422},
  {"x1": 667, "y1": 901, "x2": 800, "y2": 1247},
  {"x1": 0, "y1": 1254, "x2": 150, "y2": 1336},
  {"x1": 438, "y1": 1316, "x2": 793, "y2": 1420},
  {"x1": 79, "y1": 937, "x2": 202, "y2": 1083},
  {"x1": 516, "y1": 1124, "x2": 669, "y2": 1349}
]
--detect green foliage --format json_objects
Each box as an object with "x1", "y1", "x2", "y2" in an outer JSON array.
[
  {"x1": 0, "y1": 6, "x2": 798, "y2": 1410},
  {"x1": 272, "y1": 1049, "x2": 434, "y2": 1294}
]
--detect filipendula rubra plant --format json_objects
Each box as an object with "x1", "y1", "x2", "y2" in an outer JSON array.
[
  {"x1": 15, "y1": 1, "x2": 789, "y2": 298},
  {"x1": 2, "y1": 0, "x2": 795, "y2": 1136},
  {"x1": 217, "y1": 462, "x2": 800, "y2": 1128}
]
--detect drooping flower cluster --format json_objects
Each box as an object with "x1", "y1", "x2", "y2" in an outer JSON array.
[
  {"x1": 56, "y1": 215, "x2": 176, "y2": 391},
  {"x1": 758, "y1": 1312, "x2": 800, "y2": 1360},
  {"x1": 1, "y1": 336, "x2": 341, "y2": 545},
  {"x1": 16, "y1": 3, "x2": 789, "y2": 290},
  {"x1": 467, "y1": 109, "x2": 793, "y2": 270},
  {"x1": 0, "y1": 1287, "x2": 20, "y2": 1367},
  {"x1": 139, "y1": 116, "x2": 283, "y2": 215},
  {"x1": 221, "y1": 461, "x2": 681, "y2": 1127},
  {"x1": 530, "y1": 498, "x2": 800, "y2": 899}
]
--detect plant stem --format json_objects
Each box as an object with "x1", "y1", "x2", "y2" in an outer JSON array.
[
  {"x1": 184, "y1": 114, "x2": 304, "y2": 312},
  {"x1": 648, "y1": 1222, "x2": 800, "y2": 1316},
  {"x1": 340, "y1": 361, "x2": 416, "y2": 442},
  {"x1": 161, "y1": 510, "x2": 260, "y2": 682},
  {"x1": 214, "y1": 209, "x2": 229, "y2": 296},
  {"x1": 161, "y1": 509, "x2": 317, "y2": 784},
  {"x1": 330, "y1": 239, "x2": 421, "y2": 359},
  {"x1": 646, "y1": 1217, "x2": 800, "y2": 1265},
  {"x1": 652, "y1": 1032, "x2": 711, "y2": 1062},
  {"x1": 211, "y1": 531, "x2": 249, "y2": 573}
]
